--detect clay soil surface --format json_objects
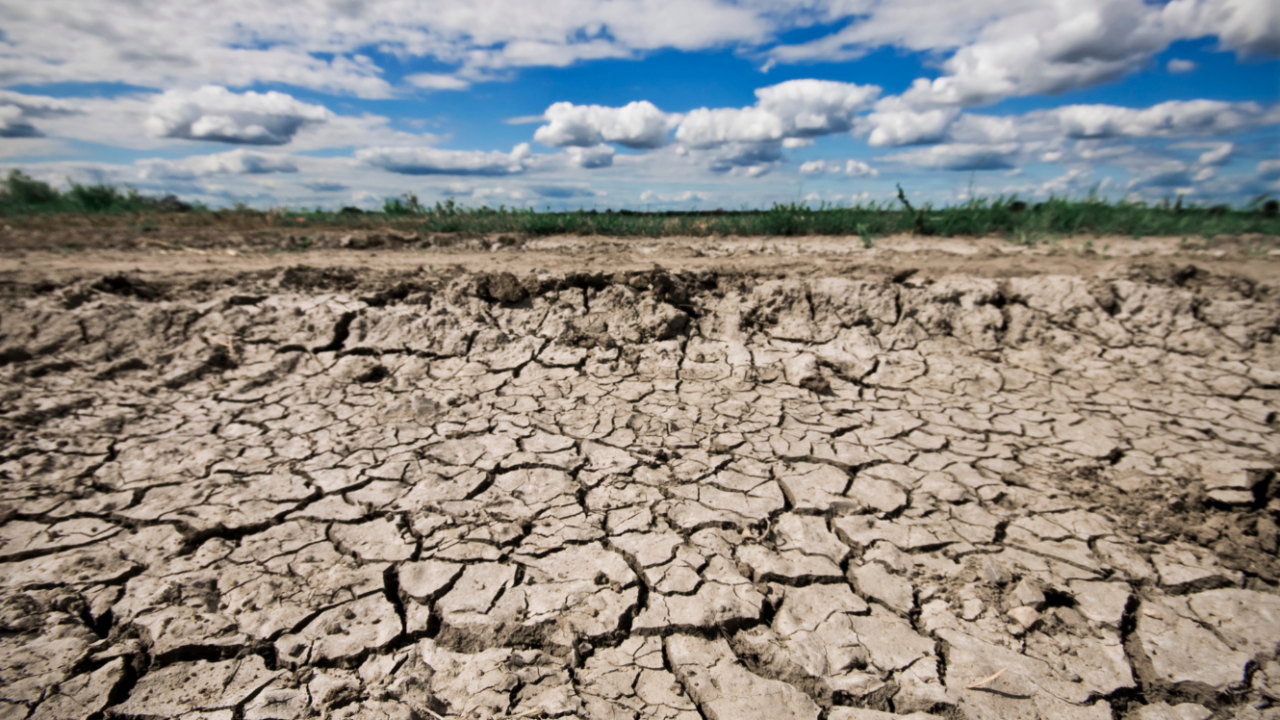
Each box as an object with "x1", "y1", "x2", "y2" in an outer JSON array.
[{"x1": 1, "y1": 230, "x2": 1279, "y2": 720}]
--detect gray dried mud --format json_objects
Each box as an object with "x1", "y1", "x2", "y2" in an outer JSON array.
[{"x1": 1, "y1": 258, "x2": 1279, "y2": 720}]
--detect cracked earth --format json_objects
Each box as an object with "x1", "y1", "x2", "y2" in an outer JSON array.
[{"x1": 1, "y1": 239, "x2": 1279, "y2": 720}]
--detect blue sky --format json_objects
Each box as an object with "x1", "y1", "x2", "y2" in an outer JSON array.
[{"x1": 1, "y1": 0, "x2": 1277, "y2": 210}]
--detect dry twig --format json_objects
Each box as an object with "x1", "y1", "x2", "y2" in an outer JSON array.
[{"x1": 965, "y1": 666, "x2": 1009, "y2": 690}]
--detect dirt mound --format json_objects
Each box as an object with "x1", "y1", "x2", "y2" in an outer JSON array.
[{"x1": 1, "y1": 263, "x2": 1278, "y2": 720}]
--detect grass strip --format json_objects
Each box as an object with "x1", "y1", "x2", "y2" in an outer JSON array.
[{"x1": 2, "y1": 170, "x2": 1277, "y2": 240}]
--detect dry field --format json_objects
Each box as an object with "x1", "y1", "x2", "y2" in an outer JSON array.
[{"x1": 1, "y1": 230, "x2": 1279, "y2": 720}]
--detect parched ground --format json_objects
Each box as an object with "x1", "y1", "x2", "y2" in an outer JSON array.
[{"x1": 1, "y1": 232, "x2": 1279, "y2": 720}]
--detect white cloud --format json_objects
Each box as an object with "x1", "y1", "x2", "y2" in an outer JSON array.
[
  {"x1": 0, "y1": 90, "x2": 436, "y2": 154},
  {"x1": 782, "y1": 138, "x2": 814, "y2": 148},
  {"x1": 1170, "y1": 141, "x2": 1235, "y2": 165},
  {"x1": 675, "y1": 79, "x2": 879, "y2": 147},
  {"x1": 357, "y1": 143, "x2": 533, "y2": 175},
  {"x1": 0, "y1": 0, "x2": 773, "y2": 97},
  {"x1": 146, "y1": 86, "x2": 333, "y2": 145},
  {"x1": 753, "y1": 79, "x2": 881, "y2": 137},
  {"x1": 1129, "y1": 163, "x2": 1197, "y2": 189},
  {"x1": 845, "y1": 160, "x2": 879, "y2": 177},
  {"x1": 137, "y1": 149, "x2": 299, "y2": 180},
  {"x1": 442, "y1": 184, "x2": 533, "y2": 201},
  {"x1": 0, "y1": 90, "x2": 81, "y2": 138},
  {"x1": 534, "y1": 101, "x2": 678, "y2": 149},
  {"x1": 462, "y1": 39, "x2": 632, "y2": 73},
  {"x1": 0, "y1": 161, "x2": 132, "y2": 188},
  {"x1": 1055, "y1": 100, "x2": 1280, "y2": 139},
  {"x1": 1258, "y1": 159, "x2": 1280, "y2": 181},
  {"x1": 797, "y1": 158, "x2": 878, "y2": 177},
  {"x1": 564, "y1": 144, "x2": 615, "y2": 169},
  {"x1": 352, "y1": 191, "x2": 382, "y2": 207},
  {"x1": 863, "y1": 106, "x2": 960, "y2": 147},
  {"x1": 852, "y1": 99, "x2": 1280, "y2": 154},
  {"x1": 769, "y1": 0, "x2": 1280, "y2": 108},
  {"x1": 0, "y1": 105, "x2": 40, "y2": 139},
  {"x1": 404, "y1": 73, "x2": 471, "y2": 90},
  {"x1": 799, "y1": 159, "x2": 837, "y2": 175},
  {"x1": 1190, "y1": 0, "x2": 1280, "y2": 56},
  {"x1": 288, "y1": 113, "x2": 440, "y2": 151},
  {"x1": 1167, "y1": 58, "x2": 1198, "y2": 73},
  {"x1": 676, "y1": 107, "x2": 786, "y2": 147},
  {"x1": 880, "y1": 143, "x2": 1021, "y2": 170},
  {"x1": 695, "y1": 141, "x2": 784, "y2": 175},
  {"x1": 1, "y1": 0, "x2": 1274, "y2": 109}
]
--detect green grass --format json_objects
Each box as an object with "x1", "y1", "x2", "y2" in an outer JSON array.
[{"x1": 2, "y1": 169, "x2": 1277, "y2": 240}]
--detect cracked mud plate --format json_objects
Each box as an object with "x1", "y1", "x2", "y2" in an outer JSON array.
[{"x1": 1, "y1": 254, "x2": 1279, "y2": 720}]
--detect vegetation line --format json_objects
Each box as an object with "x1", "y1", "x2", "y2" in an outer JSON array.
[{"x1": 1, "y1": 170, "x2": 1277, "y2": 240}]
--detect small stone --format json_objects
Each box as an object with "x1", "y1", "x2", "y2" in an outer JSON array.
[
  {"x1": 1008, "y1": 606, "x2": 1041, "y2": 630},
  {"x1": 1007, "y1": 577, "x2": 1046, "y2": 610},
  {"x1": 961, "y1": 599, "x2": 985, "y2": 621}
]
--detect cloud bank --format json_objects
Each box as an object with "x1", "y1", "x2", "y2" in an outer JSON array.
[
  {"x1": 357, "y1": 144, "x2": 534, "y2": 176},
  {"x1": 137, "y1": 149, "x2": 299, "y2": 180}
]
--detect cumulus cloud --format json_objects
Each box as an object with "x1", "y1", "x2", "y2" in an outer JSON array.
[
  {"x1": 675, "y1": 79, "x2": 879, "y2": 147},
  {"x1": 0, "y1": 90, "x2": 80, "y2": 138},
  {"x1": 1167, "y1": 58, "x2": 1198, "y2": 73},
  {"x1": 799, "y1": 160, "x2": 838, "y2": 175},
  {"x1": 1190, "y1": 0, "x2": 1280, "y2": 56},
  {"x1": 879, "y1": 143, "x2": 1020, "y2": 170},
  {"x1": 676, "y1": 107, "x2": 786, "y2": 147},
  {"x1": 754, "y1": 80, "x2": 881, "y2": 137},
  {"x1": 534, "y1": 101, "x2": 678, "y2": 149},
  {"x1": 564, "y1": 144, "x2": 615, "y2": 169},
  {"x1": 146, "y1": 86, "x2": 333, "y2": 145},
  {"x1": 845, "y1": 160, "x2": 879, "y2": 177},
  {"x1": 863, "y1": 106, "x2": 960, "y2": 147},
  {"x1": 137, "y1": 149, "x2": 299, "y2": 180},
  {"x1": 357, "y1": 143, "x2": 533, "y2": 176}
]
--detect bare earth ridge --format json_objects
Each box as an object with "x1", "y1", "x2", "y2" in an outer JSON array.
[{"x1": 1, "y1": 234, "x2": 1279, "y2": 720}]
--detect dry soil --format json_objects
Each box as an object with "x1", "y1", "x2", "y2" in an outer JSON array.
[{"x1": 1, "y1": 231, "x2": 1278, "y2": 720}]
